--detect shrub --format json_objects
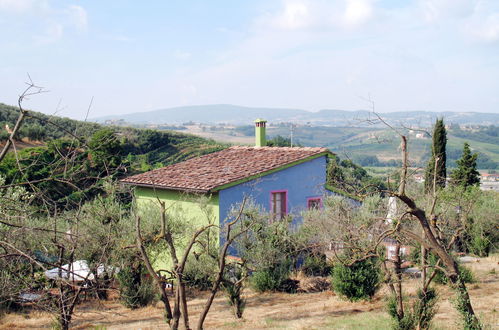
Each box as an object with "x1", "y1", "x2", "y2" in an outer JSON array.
[
  {"x1": 468, "y1": 234, "x2": 491, "y2": 257},
  {"x1": 116, "y1": 264, "x2": 156, "y2": 309},
  {"x1": 433, "y1": 264, "x2": 475, "y2": 285},
  {"x1": 387, "y1": 296, "x2": 416, "y2": 330},
  {"x1": 183, "y1": 254, "x2": 217, "y2": 290},
  {"x1": 387, "y1": 288, "x2": 438, "y2": 330},
  {"x1": 413, "y1": 288, "x2": 438, "y2": 330},
  {"x1": 301, "y1": 253, "x2": 332, "y2": 277},
  {"x1": 251, "y1": 259, "x2": 295, "y2": 293},
  {"x1": 331, "y1": 257, "x2": 381, "y2": 301}
]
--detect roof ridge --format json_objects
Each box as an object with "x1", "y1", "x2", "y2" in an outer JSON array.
[{"x1": 229, "y1": 146, "x2": 327, "y2": 151}]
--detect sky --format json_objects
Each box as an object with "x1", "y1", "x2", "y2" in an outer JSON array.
[{"x1": 0, "y1": 0, "x2": 498, "y2": 120}]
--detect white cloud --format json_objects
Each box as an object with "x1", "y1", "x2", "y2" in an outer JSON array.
[
  {"x1": 0, "y1": 0, "x2": 37, "y2": 13},
  {"x1": 343, "y1": 0, "x2": 373, "y2": 28},
  {"x1": 66, "y1": 5, "x2": 87, "y2": 31},
  {"x1": 0, "y1": 1, "x2": 88, "y2": 44},
  {"x1": 259, "y1": 0, "x2": 375, "y2": 32},
  {"x1": 273, "y1": 0, "x2": 311, "y2": 30},
  {"x1": 419, "y1": 0, "x2": 476, "y2": 22},
  {"x1": 467, "y1": 12, "x2": 499, "y2": 42}
]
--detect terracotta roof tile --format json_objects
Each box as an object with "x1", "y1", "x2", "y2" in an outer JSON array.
[{"x1": 121, "y1": 146, "x2": 330, "y2": 193}]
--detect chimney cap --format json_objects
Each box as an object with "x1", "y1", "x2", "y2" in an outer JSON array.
[{"x1": 254, "y1": 118, "x2": 267, "y2": 123}]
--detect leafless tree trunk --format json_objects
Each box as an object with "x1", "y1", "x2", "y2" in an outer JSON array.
[
  {"x1": 196, "y1": 198, "x2": 248, "y2": 330},
  {"x1": 135, "y1": 216, "x2": 174, "y2": 325},
  {"x1": 0, "y1": 77, "x2": 44, "y2": 163},
  {"x1": 393, "y1": 136, "x2": 481, "y2": 329}
]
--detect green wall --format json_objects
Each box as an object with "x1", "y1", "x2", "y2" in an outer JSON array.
[{"x1": 134, "y1": 186, "x2": 220, "y2": 270}]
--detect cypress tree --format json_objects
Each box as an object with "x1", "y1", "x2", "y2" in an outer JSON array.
[
  {"x1": 424, "y1": 118, "x2": 447, "y2": 192},
  {"x1": 450, "y1": 142, "x2": 480, "y2": 188}
]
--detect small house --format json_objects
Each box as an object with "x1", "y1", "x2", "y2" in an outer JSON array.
[{"x1": 121, "y1": 120, "x2": 332, "y2": 246}]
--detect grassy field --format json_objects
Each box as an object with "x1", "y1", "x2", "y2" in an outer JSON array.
[{"x1": 1, "y1": 255, "x2": 498, "y2": 329}]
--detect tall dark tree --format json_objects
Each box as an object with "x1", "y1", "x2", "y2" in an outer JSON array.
[
  {"x1": 425, "y1": 118, "x2": 447, "y2": 191},
  {"x1": 450, "y1": 142, "x2": 480, "y2": 188}
]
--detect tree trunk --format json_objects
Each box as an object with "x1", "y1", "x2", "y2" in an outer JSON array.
[{"x1": 394, "y1": 242, "x2": 404, "y2": 321}]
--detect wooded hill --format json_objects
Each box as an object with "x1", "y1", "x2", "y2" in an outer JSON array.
[{"x1": 0, "y1": 103, "x2": 226, "y2": 208}]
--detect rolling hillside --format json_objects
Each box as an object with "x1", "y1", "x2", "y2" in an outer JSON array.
[
  {"x1": 167, "y1": 124, "x2": 499, "y2": 169},
  {"x1": 0, "y1": 102, "x2": 226, "y2": 173}
]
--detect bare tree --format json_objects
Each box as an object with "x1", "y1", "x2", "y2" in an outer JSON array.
[{"x1": 135, "y1": 197, "x2": 251, "y2": 330}]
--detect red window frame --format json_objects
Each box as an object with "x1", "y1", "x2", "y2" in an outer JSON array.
[
  {"x1": 270, "y1": 190, "x2": 288, "y2": 222},
  {"x1": 307, "y1": 197, "x2": 322, "y2": 210}
]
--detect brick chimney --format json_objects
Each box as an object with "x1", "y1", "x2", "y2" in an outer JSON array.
[{"x1": 254, "y1": 119, "x2": 267, "y2": 147}]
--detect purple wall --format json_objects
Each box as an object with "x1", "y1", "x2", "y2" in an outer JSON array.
[{"x1": 218, "y1": 155, "x2": 328, "y2": 229}]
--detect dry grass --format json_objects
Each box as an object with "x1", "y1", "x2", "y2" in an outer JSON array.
[{"x1": 1, "y1": 255, "x2": 498, "y2": 329}]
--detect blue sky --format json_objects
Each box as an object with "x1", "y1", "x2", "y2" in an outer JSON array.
[{"x1": 1, "y1": 0, "x2": 498, "y2": 119}]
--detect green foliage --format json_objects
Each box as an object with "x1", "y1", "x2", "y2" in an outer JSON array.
[
  {"x1": 327, "y1": 155, "x2": 387, "y2": 197},
  {"x1": 450, "y1": 142, "x2": 480, "y2": 188},
  {"x1": 0, "y1": 103, "x2": 102, "y2": 141},
  {"x1": 468, "y1": 234, "x2": 491, "y2": 257},
  {"x1": 425, "y1": 118, "x2": 447, "y2": 191},
  {"x1": 433, "y1": 263, "x2": 475, "y2": 285},
  {"x1": 413, "y1": 288, "x2": 438, "y2": 330},
  {"x1": 182, "y1": 254, "x2": 217, "y2": 290},
  {"x1": 453, "y1": 286, "x2": 483, "y2": 329},
  {"x1": 387, "y1": 296, "x2": 416, "y2": 330},
  {"x1": 408, "y1": 246, "x2": 475, "y2": 285},
  {"x1": 387, "y1": 288, "x2": 438, "y2": 330},
  {"x1": 250, "y1": 258, "x2": 296, "y2": 293},
  {"x1": 87, "y1": 128, "x2": 123, "y2": 172},
  {"x1": 266, "y1": 135, "x2": 301, "y2": 147},
  {"x1": 116, "y1": 262, "x2": 156, "y2": 309},
  {"x1": 301, "y1": 253, "x2": 332, "y2": 277},
  {"x1": 331, "y1": 257, "x2": 381, "y2": 301}
]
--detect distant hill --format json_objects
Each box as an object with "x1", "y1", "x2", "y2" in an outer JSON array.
[{"x1": 92, "y1": 104, "x2": 499, "y2": 127}]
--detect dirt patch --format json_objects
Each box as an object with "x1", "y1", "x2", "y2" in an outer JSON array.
[
  {"x1": 0, "y1": 139, "x2": 44, "y2": 151},
  {"x1": 1, "y1": 255, "x2": 498, "y2": 329}
]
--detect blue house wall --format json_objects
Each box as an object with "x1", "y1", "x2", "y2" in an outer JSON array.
[{"x1": 218, "y1": 155, "x2": 328, "y2": 229}]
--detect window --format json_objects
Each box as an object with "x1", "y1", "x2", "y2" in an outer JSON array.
[
  {"x1": 307, "y1": 197, "x2": 322, "y2": 210},
  {"x1": 270, "y1": 191, "x2": 287, "y2": 221}
]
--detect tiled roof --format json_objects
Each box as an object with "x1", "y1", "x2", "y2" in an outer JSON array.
[{"x1": 121, "y1": 146, "x2": 330, "y2": 193}]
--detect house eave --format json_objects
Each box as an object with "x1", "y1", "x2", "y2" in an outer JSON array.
[{"x1": 121, "y1": 181, "x2": 210, "y2": 194}]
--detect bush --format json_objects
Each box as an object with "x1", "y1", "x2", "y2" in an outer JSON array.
[
  {"x1": 116, "y1": 264, "x2": 156, "y2": 309},
  {"x1": 251, "y1": 259, "x2": 295, "y2": 293},
  {"x1": 433, "y1": 263, "x2": 475, "y2": 285},
  {"x1": 387, "y1": 288, "x2": 438, "y2": 330},
  {"x1": 413, "y1": 288, "x2": 438, "y2": 329},
  {"x1": 387, "y1": 296, "x2": 416, "y2": 330},
  {"x1": 468, "y1": 234, "x2": 491, "y2": 257},
  {"x1": 410, "y1": 249, "x2": 475, "y2": 285},
  {"x1": 331, "y1": 257, "x2": 381, "y2": 301},
  {"x1": 183, "y1": 254, "x2": 217, "y2": 290},
  {"x1": 301, "y1": 253, "x2": 332, "y2": 277}
]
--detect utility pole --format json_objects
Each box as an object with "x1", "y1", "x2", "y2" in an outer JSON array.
[{"x1": 290, "y1": 124, "x2": 296, "y2": 147}]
